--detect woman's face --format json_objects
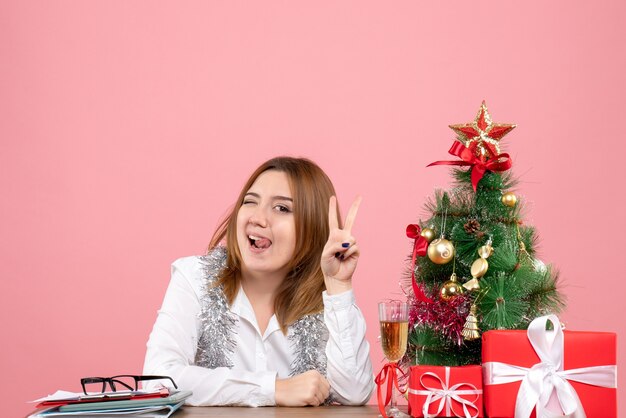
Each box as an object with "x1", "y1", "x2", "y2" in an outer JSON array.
[{"x1": 236, "y1": 170, "x2": 297, "y2": 279}]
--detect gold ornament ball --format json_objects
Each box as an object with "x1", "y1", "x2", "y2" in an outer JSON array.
[
  {"x1": 420, "y1": 228, "x2": 436, "y2": 243},
  {"x1": 501, "y1": 192, "x2": 517, "y2": 207},
  {"x1": 440, "y1": 273, "x2": 463, "y2": 301},
  {"x1": 427, "y1": 238, "x2": 455, "y2": 264},
  {"x1": 440, "y1": 279, "x2": 463, "y2": 301}
]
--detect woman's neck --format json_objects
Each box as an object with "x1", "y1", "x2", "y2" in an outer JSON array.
[
  {"x1": 240, "y1": 267, "x2": 286, "y2": 296},
  {"x1": 239, "y1": 268, "x2": 286, "y2": 334}
]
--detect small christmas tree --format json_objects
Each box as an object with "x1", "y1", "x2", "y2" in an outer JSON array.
[{"x1": 404, "y1": 102, "x2": 565, "y2": 366}]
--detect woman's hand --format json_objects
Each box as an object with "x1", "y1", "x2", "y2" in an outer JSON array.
[
  {"x1": 321, "y1": 195, "x2": 362, "y2": 295},
  {"x1": 275, "y1": 370, "x2": 331, "y2": 406}
]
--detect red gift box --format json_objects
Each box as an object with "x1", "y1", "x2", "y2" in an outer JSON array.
[
  {"x1": 408, "y1": 365, "x2": 483, "y2": 417},
  {"x1": 482, "y1": 315, "x2": 617, "y2": 418}
]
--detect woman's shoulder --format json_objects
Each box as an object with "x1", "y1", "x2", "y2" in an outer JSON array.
[
  {"x1": 171, "y1": 255, "x2": 204, "y2": 275},
  {"x1": 170, "y1": 247, "x2": 228, "y2": 290}
]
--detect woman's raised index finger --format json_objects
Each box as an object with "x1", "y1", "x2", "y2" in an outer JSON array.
[
  {"x1": 328, "y1": 195, "x2": 339, "y2": 230},
  {"x1": 343, "y1": 196, "x2": 362, "y2": 233}
]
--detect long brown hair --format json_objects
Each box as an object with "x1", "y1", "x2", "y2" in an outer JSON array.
[{"x1": 208, "y1": 156, "x2": 339, "y2": 333}]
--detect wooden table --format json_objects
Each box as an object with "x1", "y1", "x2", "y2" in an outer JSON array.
[
  {"x1": 27, "y1": 404, "x2": 410, "y2": 417},
  {"x1": 176, "y1": 405, "x2": 403, "y2": 417}
]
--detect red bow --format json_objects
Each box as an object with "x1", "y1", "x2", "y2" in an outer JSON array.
[
  {"x1": 427, "y1": 141, "x2": 512, "y2": 191},
  {"x1": 406, "y1": 224, "x2": 433, "y2": 303},
  {"x1": 375, "y1": 362, "x2": 407, "y2": 418}
]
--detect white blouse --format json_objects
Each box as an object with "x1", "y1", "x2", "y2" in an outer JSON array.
[{"x1": 143, "y1": 256, "x2": 374, "y2": 406}]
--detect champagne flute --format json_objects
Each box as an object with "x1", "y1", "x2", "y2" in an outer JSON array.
[{"x1": 379, "y1": 301, "x2": 409, "y2": 418}]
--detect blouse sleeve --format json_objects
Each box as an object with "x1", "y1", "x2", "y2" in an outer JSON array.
[
  {"x1": 142, "y1": 257, "x2": 277, "y2": 406},
  {"x1": 322, "y1": 290, "x2": 375, "y2": 405}
]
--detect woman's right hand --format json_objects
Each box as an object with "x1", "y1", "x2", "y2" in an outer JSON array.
[{"x1": 275, "y1": 370, "x2": 330, "y2": 406}]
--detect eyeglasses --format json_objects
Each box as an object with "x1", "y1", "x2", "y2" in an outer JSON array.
[{"x1": 80, "y1": 375, "x2": 178, "y2": 395}]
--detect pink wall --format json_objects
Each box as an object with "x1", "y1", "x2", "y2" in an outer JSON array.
[{"x1": 2, "y1": 2, "x2": 624, "y2": 416}]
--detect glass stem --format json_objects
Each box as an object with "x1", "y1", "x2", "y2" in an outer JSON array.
[{"x1": 389, "y1": 362, "x2": 398, "y2": 413}]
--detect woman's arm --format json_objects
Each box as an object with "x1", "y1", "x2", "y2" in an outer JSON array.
[
  {"x1": 323, "y1": 290, "x2": 374, "y2": 405},
  {"x1": 143, "y1": 257, "x2": 277, "y2": 406},
  {"x1": 319, "y1": 196, "x2": 374, "y2": 404}
]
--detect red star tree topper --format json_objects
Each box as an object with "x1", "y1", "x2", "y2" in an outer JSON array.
[{"x1": 449, "y1": 101, "x2": 516, "y2": 159}]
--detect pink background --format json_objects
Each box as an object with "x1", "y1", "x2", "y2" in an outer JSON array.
[{"x1": 2, "y1": 2, "x2": 624, "y2": 416}]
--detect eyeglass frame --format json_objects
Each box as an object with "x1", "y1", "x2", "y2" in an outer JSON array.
[{"x1": 80, "y1": 375, "x2": 178, "y2": 395}]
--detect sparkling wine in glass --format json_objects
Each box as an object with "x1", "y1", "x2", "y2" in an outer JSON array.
[
  {"x1": 379, "y1": 301, "x2": 409, "y2": 418},
  {"x1": 380, "y1": 320, "x2": 409, "y2": 362}
]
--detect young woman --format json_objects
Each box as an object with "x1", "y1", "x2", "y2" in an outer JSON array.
[{"x1": 143, "y1": 156, "x2": 374, "y2": 407}]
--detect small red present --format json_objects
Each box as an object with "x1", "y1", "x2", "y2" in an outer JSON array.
[
  {"x1": 407, "y1": 365, "x2": 483, "y2": 417},
  {"x1": 482, "y1": 315, "x2": 617, "y2": 418}
]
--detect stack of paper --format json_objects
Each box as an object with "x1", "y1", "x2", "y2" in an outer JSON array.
[{"x1": 29, "y1": 389, "x2": 192, "y2": 418}]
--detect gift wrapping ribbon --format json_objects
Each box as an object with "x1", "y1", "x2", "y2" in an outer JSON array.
[
  {"x1": 375, "y1": 362, "x2": 407, "y2": 418},
  {"x1": 406, "y1": 224, "x2": 433, "y2": 303},
  {"x1": 408, "y1": 366, "x2": 482, "y2": 418},
  {"x1": 427, "y1": 141, "x2": 512, "y2": 191},
  {"x1": 483, "y1": 314, "x2": 617, "y2": 418}
]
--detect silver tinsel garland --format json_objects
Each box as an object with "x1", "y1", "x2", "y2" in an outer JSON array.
[
  {"x1": 289, "y1": 313, "x2": 334, "y2": 404},
  {"x1": 194, "y1": 247, "x2": 238, "y2": 369},
  {"x1": 289, "y1": 313, "x2": 328, "y2": 377}
]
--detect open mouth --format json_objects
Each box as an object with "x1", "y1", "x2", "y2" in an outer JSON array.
[{"x1": 248, "y1": 235, "x2": 272, "y2": 250}]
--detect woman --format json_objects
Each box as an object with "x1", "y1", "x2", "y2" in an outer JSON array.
[{"x1": 143, "y1": 156, "x2": 374, "y2": 407}]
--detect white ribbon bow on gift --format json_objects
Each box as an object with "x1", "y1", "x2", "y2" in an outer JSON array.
[
  {"x1": 483, "y1": 314, "x2": 617, "y2": 418},
  {"x1": 408, "y1": 366, "x2": 482, "y2": 418}
]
